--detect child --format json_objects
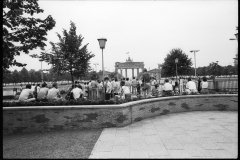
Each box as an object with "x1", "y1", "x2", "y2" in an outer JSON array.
[
  {"x1": 151, "y1": 84, "x2": 160, "y2": 97},
  {"x1": 119, "y1": 80, "x2": 131, "y2": 101}
]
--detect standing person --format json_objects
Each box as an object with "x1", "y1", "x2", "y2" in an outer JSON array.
[
  {"x1": 183, "y1": 77, "x2": 187, "y2": 91},
  {"x1": 97, "y1": 80, "x2": 103, "y2": 99},
  {"x1": 120, "y1": 80, "x2": 131, "y2": 101},
  {"x1": 18, "y1": 84, "x2": 36, "y2": 102},
  {"x1": 104, "y1": 77, "x2": 112, "y2": 100},
  {"x1": 47, "y1": 83, "x2": 62, "y2": 101},
  {"x1": 136, "y1": 78, "x2": 141, "y2": 96},
  {"x1": 150, "y1": 77, "x2": 157, "y2": 94},
  {"x1": 110, "y1": 78, "x2": 116, "y2": 98},
  {"x1": 141, "y1": 68, "x2": 151, "y2": 98},
  {"x1": 90, "y1": 78, "x2": 98, "y2": 100},
  {"x1": 171, "y1": 78, "x2": 176, "y2": 91},
  {"x1": 179, "y1": 77, "x2": 184, "y2": 94},
  {"x1": 37, "y1": 83, "x2": 49, "y2": 101},
  {"x1": 131, "y1": 77, "x2": 137, "y2": 95},
  {"x1": 197, "y1": 77, "x2": 202, "y2": 93},
  {"x1": 200, "y1": 76, "x2": 209, "y2": 94},
  {"x1": 113, "y1": 78, "x2": 120, "y2": 96},
  {"x1": 125, "y1": 78, "x2": 131, "y2": 93}
]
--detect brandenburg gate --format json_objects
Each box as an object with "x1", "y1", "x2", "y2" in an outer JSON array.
[{"x1": 115, "y1": 57, "x2": 144, "y2": 78}]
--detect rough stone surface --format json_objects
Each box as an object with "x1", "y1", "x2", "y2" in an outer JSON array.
[{"x1": 3, "y1": 95, "x2": 238, "y2": 134}]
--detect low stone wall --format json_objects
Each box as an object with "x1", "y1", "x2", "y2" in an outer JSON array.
[{"x1": 3, "y1": 94, "x2": 238, "y2": 135}]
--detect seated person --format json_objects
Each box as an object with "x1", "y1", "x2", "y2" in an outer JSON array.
[
  {"x1": 162, "y1": 79, "x2": 173, "y2": 96},
  {"x1": 37, "y1": 83, "x2": 49, "y2": 101},
  {"x1": 71, "y1": 84, "x2": 84, "y2": 100},
  {"x1": 47, "y1": 83, "x2": 62, "y2": 101},
  {"x1": 174, "y1": 86, "x2": 180, "y2": 95},
  {"x1": 200, "y1": 76, "x2": 209, "y2": 94},
  {"x1": 119, "y1": 80, "x2": 131, "y2": 101},
  {"x1": 18, "y1": 84, "x2": 36, "y2": 102},
  {"x1": 186, "y1": 77, "x2": 198, "y2": 94},
  {"x1": 151, "y1": 84, "x2": 160, "y2": 97}
]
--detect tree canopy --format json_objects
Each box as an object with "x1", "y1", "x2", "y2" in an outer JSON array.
[
  {"x1": 162, "y1": 48, "x2": 193, "y2": 77},
  {"x1": 40, "y1": 21, "x2": 95, "y2": 83},
  {"x1": 3, "y1": 0, "x2": 56, "y2": 72}
]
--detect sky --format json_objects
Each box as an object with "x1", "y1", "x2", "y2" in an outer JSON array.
[{"x1": 10, "y1": 0, "x2": 238, "y2": 78}]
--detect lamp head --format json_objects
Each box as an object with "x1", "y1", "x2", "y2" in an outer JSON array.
[
  {"x1": 175, "y1": 58, "x2": 179, "y2": 63},
  {"x1": 235, "y1": 33, "x2": 238, "y2": 40},
  {"x1": 97, "y1": 38, "x2": 107, "y2": 49}
]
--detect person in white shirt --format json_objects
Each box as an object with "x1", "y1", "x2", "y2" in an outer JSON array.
[
  {"x1": 110, "y1": 78, "x2": 116, "y2": 98},
  {"x1": 179, "y1": 77, "x2": 184, "y2": 94},
  {"x1": 104, "y1": 77, "x2": 112, "y2": 100},
  {"x1": 112, "y1": 78, "x2": 120, "y2": 96},
  {"x1": 200, "y1": 76, "x2": 209, "y2": 94},
  {"x1": 71, "y1": 84, "x2": 83, "y2": 100},
  {"x1": 18, "y1": 84, "x2": 36, "y2": 102},
  {"x1": 186, "y1": 77, "x2": 198, "y2": 94},
  {"x1": 131, "y1": 77, "x2": 137, "y2": 95},
  {"x1": 162, "y1": 79, "x2": 173, "y2": 96},
  {"x1": 120, "y1": 80, "x2": 131, "y2": 101},
  {"x1": 31, "y1": 84, "x2": 35, "y2": 92},
  {"x1": 97, "y1": 80, "x2": 103, "y2": 99}
]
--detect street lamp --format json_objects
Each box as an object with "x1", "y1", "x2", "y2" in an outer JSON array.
[
  {"x1": 97, "y1": 38, "x2": 107, "y2": 100},
  {"x1": 175, "y1": 58, "x2": 179, "y2": 83},
  {"x1": 190, "y1": 50, "x2": 200, "y2": 78}
]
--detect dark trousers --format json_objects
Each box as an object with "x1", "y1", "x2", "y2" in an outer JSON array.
[{"x1": 105, "y1": 93, "x2": 111, "y2": 100}]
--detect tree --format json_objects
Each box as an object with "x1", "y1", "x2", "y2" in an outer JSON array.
[
  {"x1": 42, "y1": 21, "x2": 94, "y2": 83},
  {"x1": 28, "y1": 69, "x2": 36, "y2": 83},
  {"x1": 89, "y1": 71, "x2": 99, "y2": 80},
  {"x1": 12, "y1": 69, "x2": 21, "y2": 85},
  {"x1": 20, "y1": 67, "x2": 29, "y2": 84},
  {"x1": 3, "y1": 0, "x2": 56, "y2": 73},
  {"x1": 162, "y1": 48, "x2": 193, "y2": 77}
]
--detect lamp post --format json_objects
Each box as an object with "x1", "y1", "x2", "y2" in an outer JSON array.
[
  {"x1": 190, "y1": 50, "x2": 199, "y2": 78},
  {"x1": 97, "y1": 38, "x2": 107, "y2": 100},
  {"x1": 175, "y1": 58, "x2": 179, "y2": 83},
  {"x1": 40, "y1": 60, "x2": 43, "y2": 83}
]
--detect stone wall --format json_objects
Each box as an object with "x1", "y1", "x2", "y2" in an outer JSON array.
[{"x1": 3, "y1": 94, "x2": 238, "y2": 135}]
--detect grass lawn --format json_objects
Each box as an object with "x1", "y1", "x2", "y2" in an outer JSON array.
[{"x1": 3, "y1": 128, "x2": 103, "y2": 159}]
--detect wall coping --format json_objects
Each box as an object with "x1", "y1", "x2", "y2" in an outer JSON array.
[{"x1": 3, "y1": 94, "x2": 238, "y2": 111}]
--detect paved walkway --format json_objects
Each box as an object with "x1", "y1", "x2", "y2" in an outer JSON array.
[{"x1": 89, "y1": 111, "x2": 238, "y2": 158}]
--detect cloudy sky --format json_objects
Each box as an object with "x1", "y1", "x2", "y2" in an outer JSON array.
[{"x1": 10, "y1": 0, "x2": 238, "y2": 77}]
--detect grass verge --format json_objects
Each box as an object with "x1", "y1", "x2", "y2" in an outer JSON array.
[{"x1": 3, "y1": 128, "x2": 103, "y2": 159}]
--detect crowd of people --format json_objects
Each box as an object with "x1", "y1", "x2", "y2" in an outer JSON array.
[{"x1": 17, "y1": 68, "x2": 209, "y2": 103}]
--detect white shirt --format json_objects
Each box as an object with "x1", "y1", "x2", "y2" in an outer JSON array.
[
  {"x1": 105, "y1": 81, "x2": 112, "y2": 93},
  {"x1": 121, "y1": 86, "x2": 130, "y2": 98},
  {"x1": 31, "y1": 85, "x2": 35, "y2": 92},
  {"x1": 186, "y1": 81, "x2": 197, "y2": 90},
  {"x1": 72, "y1": 87, "x2": 83, "y2": 99},
  {"x1": 162, "y1": 82, "x2": 173, "y2": 91},
  {"x1": 201, "y1": 81, "x2": 208, "y2": 89}
]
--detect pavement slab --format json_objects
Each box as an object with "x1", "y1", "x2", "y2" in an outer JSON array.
[{"x1": 89, "y1": 111, "x2": 238, "y2": 159}]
